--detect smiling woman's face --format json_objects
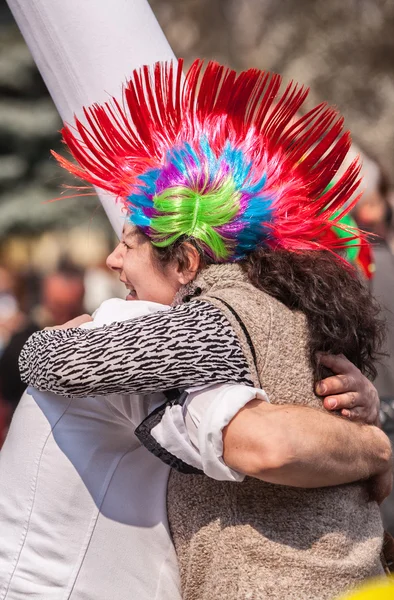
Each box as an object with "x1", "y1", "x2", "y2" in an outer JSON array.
[{"x1": 106, "y1": 224, "x2": 185, "y2": 305}]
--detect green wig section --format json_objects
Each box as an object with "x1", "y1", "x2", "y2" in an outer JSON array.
[
  {"x1": 330, "y1": 211, "x2": 360, "y2": 263},
  {"x1": 322, "y1": 181, "x2": 360, "y2": 262},
  {"x1": 150, "y1": 178, "x2": 241, "y2": 259}
]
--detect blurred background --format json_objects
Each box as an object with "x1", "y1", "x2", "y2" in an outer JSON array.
[{"x1": 0, "y1": 0, "x2": 393, "y2": 488}]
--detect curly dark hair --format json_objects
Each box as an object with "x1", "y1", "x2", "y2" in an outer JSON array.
[
  {"x1": 241, "y1": 248, "x2": 385, "y2": 380},
  {"x1": 146, "y1": 228, "x2": 385, "y2": 380}
]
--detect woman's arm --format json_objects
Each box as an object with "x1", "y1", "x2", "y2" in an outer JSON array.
[
  {"x1": 19, "y1": 302, "x2": 253, "y2": 396},
  {"x1": 223, "y1": 398, "x2": 392, "y2": 501},
  {"x1": 20, "y1": 304, "x2": 382, "y2": 424}
]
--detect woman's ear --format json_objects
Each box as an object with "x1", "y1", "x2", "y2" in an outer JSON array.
[{"x1": 176, "y1": 243, "x2": 201, "y2": 285}]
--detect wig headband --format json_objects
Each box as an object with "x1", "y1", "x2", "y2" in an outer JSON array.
[{"x1": 53, "y1": 58, "x2": 362, "y2": 261}]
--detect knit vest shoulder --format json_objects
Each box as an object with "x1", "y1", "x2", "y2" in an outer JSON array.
[{"x1": 168, "y1": 264, "x2": 384, "y2": 600}]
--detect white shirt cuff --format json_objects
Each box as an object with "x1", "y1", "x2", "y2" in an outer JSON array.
[{"x1": 184, "y1": 384, "x2": 270, "y2": 481}]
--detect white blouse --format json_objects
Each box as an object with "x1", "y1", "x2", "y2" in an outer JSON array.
[{"x1": 0, "y1": 298, "x2": 267, "y2": 600}]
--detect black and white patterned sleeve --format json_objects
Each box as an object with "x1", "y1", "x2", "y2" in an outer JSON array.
[{"x1": 19, "y1": 301, "x2": 253, "y2": 397}]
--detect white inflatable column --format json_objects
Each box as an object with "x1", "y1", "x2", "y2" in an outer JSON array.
[{"x1": 6, "y1": 0, "x2": 177, "y2": 237}]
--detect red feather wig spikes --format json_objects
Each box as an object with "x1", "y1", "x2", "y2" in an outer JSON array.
[{"x1": 53, "y1": 58, "x2": 362, "y2": 258}]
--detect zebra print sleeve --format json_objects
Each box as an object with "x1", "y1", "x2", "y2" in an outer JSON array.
[{"x1": 19, "y1": 301, "x2": 253, "y2": 397}]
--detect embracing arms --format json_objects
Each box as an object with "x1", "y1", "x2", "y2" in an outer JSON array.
[
  {"x1": 19, "y1": 302, "x2": 254, "y2": 396},
  {"x1": 222, "y1": 354, "x2": 392, "y2": 501},
  {"x1": 19, "y1": 304, "x2": 392, "y2": 499},
  {"x1": 181, "y1": 354, "x2": 391, "y2": 501},
  {"x1": 223, "y1": 397, "x2": 391, "y2": 502}
]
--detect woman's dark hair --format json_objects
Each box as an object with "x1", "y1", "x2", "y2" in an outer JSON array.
[
  {"x1": 242, "y1": 248, "x2": 385, "y2": 380},
  {"x1": 144, "y1": 229, "x2": 384, "y2": 380}
]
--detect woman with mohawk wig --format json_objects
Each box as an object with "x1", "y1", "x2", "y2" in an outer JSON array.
[{"x1": 20, "y1": 59, "x2": 388, "y2": 599}]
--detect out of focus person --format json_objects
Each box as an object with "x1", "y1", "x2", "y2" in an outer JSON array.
[
  {"x1": 84, "y1": 260, "x2": 125, "y2": 314},
  {"x1": 353, "y1": 158, "x2": 394, "y2": 535},
  {"x1": 0, "y1": 267, "x2": 24, "y2": 356},
  {"x1": 353, "y1": 163, "x2": 394, "y2": 399},
  {"x1": 0, "y1": 266, "x2": 27, "y2": 445},
  {"x1": 32, "y1": 265, "x2": 85, "y2": 328},
  {"x1": 0, "y1": 266, "x2": 85, "y2": 421}
]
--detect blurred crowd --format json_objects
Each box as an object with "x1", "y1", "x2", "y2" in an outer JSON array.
[
  {"x1": 352, "y1": 150, "x2": 394, "y2": 535},
  {"x1": 0, "y1": 256, "x2": 124, "y2": 445}
]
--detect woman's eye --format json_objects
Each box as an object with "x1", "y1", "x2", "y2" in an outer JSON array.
[{"x1": 122, "y1": 241, "x2": 132, "y2": 250}]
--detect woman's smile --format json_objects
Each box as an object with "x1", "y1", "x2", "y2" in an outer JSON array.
[
  {"x1": 106, "y1": 224, "x2": 185, "y2": 305},
  {"x1": 125, "y1": 286, "x2": 137, "y2": 301}
]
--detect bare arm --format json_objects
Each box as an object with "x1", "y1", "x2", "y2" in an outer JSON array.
[
  {"x1": 223, "y1": 398, "x2": 392, "y2": 501},
  {"x1": 223, "y1": 357, "x2": 391, "y2": 501}
]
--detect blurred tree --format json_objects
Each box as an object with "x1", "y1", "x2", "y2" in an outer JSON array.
[{"x1": 0, "y1": 0, "x2": 107, "y2": 235}]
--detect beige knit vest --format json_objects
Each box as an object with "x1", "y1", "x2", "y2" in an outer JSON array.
[{"x1": 168, "y1": 264, "x2": 384, "y2": 600}]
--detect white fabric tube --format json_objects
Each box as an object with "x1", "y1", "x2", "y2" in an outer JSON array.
[
  {"x1": 6, "y1": 0, "x2": 177, "y2": 237},
  {"x1": 0, "y1": 389, "x2": 180, "y2": 600}
]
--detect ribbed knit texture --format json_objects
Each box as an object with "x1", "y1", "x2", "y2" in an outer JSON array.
[{"x1": 168, "y1": 264, "x2": 384, "y2": 600}]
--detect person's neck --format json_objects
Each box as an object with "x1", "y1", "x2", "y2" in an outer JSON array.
[{"x1": 172, "y1": 263, "x2": 248, "y2": 306}]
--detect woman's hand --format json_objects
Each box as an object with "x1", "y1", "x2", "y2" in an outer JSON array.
[
  {"x1": 44, "y1": 314, "x2": 93, "y2": 330},
  {"x1": 316, "y1": 354, "x2": 380, "y2": 426}
]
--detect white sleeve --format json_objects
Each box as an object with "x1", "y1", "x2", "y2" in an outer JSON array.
[
  {"x1": 148, "y1": 383, "x2": 270, "y2": 481},
  {"x1": 81, "y1": 299, "x2": 170, "y2": 329}
]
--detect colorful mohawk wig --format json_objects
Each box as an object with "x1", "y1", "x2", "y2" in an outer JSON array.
[{"x1": 53, "y1": 58, "x2": 362, "y2": 261}]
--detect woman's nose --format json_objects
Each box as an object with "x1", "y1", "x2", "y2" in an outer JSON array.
[{"x1": 106, "y1": 243, "x2": 124, "y2": 271}]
